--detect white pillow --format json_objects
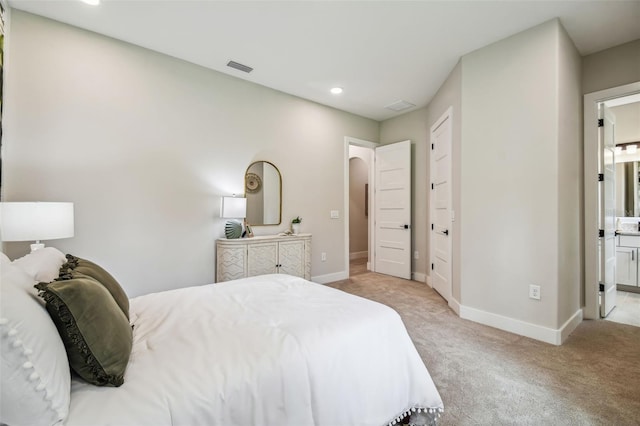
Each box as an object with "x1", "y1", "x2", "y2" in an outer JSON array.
[
  {"x1": 12, "y1": 247, "x2": 67, "y2": 283},
  {"x1": 0, "y1": 262, "x2": 71, "y2": 426},
  {"x1": 0, "y1": 251, "x2": 10, "y2": 267}
]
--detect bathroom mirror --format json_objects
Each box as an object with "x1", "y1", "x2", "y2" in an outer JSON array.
[
  {"x1": 245, "y1": 161, "x2": 282, "y2": 226},
  {"x1": 615, "y1": 161, "x2": 639, "y2": 217}
]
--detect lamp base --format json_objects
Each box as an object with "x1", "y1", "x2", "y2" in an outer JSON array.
[
  {"x1": 224, "y1": 220, "x2": 243, "y2": 239},
  {"x1": 30, "y1": 243, "x2": 45, "y2": 252}
]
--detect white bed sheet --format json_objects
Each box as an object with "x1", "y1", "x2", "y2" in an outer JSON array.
[{"x1": 67, "y1": 274, "x2": 443, "y2": 426}]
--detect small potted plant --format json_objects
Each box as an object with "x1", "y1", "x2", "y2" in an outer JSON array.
[{"x1": 291, "y1": 216, "x2": 302, "y2": 234}]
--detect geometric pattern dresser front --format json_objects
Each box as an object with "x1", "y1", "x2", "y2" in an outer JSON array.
[{"x1": 216, "y1": 234, "x2": 311, "y2": 283}]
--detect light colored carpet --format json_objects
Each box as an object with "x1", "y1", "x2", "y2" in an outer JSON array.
[{"x1": 328, "y1": 265, "x2": 640, "y2": 426}]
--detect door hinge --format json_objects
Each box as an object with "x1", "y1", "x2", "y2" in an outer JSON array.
[
  {"x1": 599, "y1": 283, "x2": 605, "y2": 292},
  {"x1": 431, "y1": 183, "x2": 434, "y2": 190},
  {"x1": 431, "y1": 143, "x2": 434, "y2": 150},
  {"x1": 431, "y1": 223, "x2": 434, "y2": 230},
  {"x1": 598, "y1": 118, "x2": 604, "y2": 127},
  {"x1": 598, "y1": 173, "x2": 604, "y2": 182},
  {"x1": 599, "y1": 229, "x2": 604, "y2": 238},
  {"x1": 431, "y1": 263, "x2": 434, "y2": 270}
]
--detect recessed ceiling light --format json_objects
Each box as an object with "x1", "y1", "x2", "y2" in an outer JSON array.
[
  {"x1": 330, "y1": 87, "x2": 343, "y2": 95},
  {"x1": 81, "y1": 0, "x2": 100, "y2": 5}
]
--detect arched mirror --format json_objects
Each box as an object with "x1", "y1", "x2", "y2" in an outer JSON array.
[{"x1": 245, "y1": 161, "x2": 282, "y2": 226}]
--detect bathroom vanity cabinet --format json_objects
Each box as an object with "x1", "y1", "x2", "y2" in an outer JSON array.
[{"x1": 616, "y1": 234, "x2": 640, "y2": 288}]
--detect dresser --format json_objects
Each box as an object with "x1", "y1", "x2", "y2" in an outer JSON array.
[{"x1": 216, "y1": 234, "x2": 311, "y2": 283}]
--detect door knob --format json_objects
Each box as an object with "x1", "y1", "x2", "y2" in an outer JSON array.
[{"x1": 443, "y1": 229, "x2": 449, "y2": 235}]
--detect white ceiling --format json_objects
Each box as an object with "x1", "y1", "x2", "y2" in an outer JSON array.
[{"x1": 7, "y1": 0, "x2": 640, "y2": 121}]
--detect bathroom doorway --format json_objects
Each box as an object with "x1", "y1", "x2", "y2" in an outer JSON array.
[
  {"x1": 608, "y1": 95, "x2": 640, "y2": 327},
  {"x1": 584, "y1": 82, "x2": 640, "y2": 323}
]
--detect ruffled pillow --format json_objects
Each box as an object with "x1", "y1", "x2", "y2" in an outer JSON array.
[
  {"x1": 36, "y1": 276, "x2": 132, "y2": 387},
  {"x1": 58, "y1": 254, "x2": 130, "y2": 320}
]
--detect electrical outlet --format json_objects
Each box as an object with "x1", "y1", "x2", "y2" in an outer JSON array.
[
  {"x1": 414, "y1": 251, "x2": 419, "y2": 260},
  {"x1": 321, "y1": 252, "x2": 327, "y2": 262},
  {"x1": 529, "y1": 285, "x2": 541, "y2": 300}
]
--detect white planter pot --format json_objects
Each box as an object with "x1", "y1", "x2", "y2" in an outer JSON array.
[{"x1": 292, "y1": 223, "x2": 300, "y2": 234}]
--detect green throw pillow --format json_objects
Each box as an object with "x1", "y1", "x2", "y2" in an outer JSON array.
[
  {"x1": 58, "y1": 254, "x2": 130, "y2": 320},
  {"x1": 36, "y1": 276, "x2": 132, "y2": 387}
]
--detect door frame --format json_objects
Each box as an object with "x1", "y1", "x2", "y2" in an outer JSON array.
[
  {"x1": 429, "y1": 107, "x2": 453, "y2": 301},
  {"x1": 584, "y1": 81, "x2": 640, "y2": 320},
  {"x1": 344, "y1": 137, "x2": 377, "y2": 277}
]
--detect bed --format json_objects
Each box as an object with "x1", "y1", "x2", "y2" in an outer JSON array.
[{"x1": 1, "y1": 248, "x2": 444, "y2": 426}]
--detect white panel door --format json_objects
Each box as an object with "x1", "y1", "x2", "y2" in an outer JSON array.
[
  {"x1": 430, "y1": 109, "x2": 452, "y2": 301},
  {"x1": 600, "y1": 104, "x2": 617, "y2": 318},
  {"x1": 374, "y1": 140, "x2": 411, "y2": 279}
]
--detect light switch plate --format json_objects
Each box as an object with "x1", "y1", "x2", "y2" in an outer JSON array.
[{"x1": 330, "y1": 210, "x2": 339, "y2": 219}]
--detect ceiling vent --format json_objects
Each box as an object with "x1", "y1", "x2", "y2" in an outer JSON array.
[
  {"x1": 385, "y1": 100, "x2": 416, "y2": 112},
  {"x1": 227, "y1": 60, "x2": 253, "y2": 73}
]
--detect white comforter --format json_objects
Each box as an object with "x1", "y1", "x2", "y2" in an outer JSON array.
[{"x1": 67, "y1": 274, "x2": 443, "y2": 426}]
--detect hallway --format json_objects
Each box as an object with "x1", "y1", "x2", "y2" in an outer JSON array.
[{"x1": 349, "y1": 257, "x2": 368, "y2": 276}]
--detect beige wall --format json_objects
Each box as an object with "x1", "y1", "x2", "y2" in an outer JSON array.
[
  {"x1": 582, "y1": 39, "x2": 640, "y2": 95},
  {"x1": 556, "y1": 23, "x2": 583, "y2": 329},
  {"x1": 2, "y1": 11, "x2": 379, "y2": 296},
  {"x1": 460, "y1": 19, "x2": 581, "y2": 333}
]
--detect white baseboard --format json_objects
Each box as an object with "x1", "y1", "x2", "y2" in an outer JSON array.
[
  {"x1": 459, "y1": 304, "x2": 581, "y2": 346},
  {"x1": 425, "y1": 274, "x2": 432, "y2": 288},
  {"x1": 448, "y1": 296, "x2": 461, "y2": 315},
  {"x1": 312, "y1": 271, "x2": 349, "y2": 284},
  {"x1": 559, "y1": 309, "x2": 583, "y2": 344},
  {"x1": 412, "y1": 272, "x2": 426, "y2": 283},
  {"x1": 349, "y1": 251, "x2": 368, "y2": 260}
]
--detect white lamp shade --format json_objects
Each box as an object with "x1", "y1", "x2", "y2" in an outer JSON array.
[
  {"x1": 221, "y1": 197, "x2": 246, "y2": 219},
  {"x1": 0, "y1": 202, "x2": 75, "y2": 242}
]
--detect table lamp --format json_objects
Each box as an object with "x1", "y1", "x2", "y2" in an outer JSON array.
[
  {"x1": 0, "y1": 202, "x2": 75, "y2": 252},
  {"x1": 221, "y1": 196, "x2": 246, "y2": 239}
]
